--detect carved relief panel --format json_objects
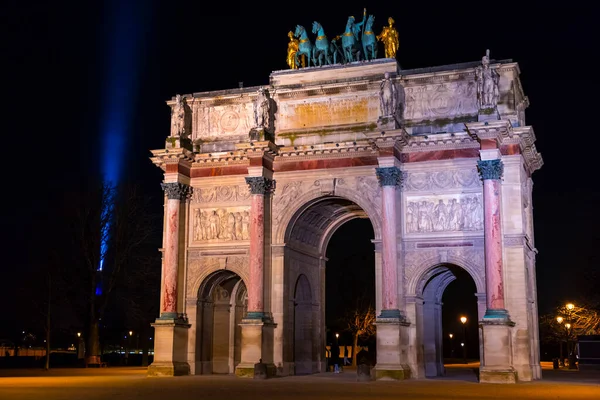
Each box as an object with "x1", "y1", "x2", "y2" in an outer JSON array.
[
  {"x1": 191, "y1": 206, "x2": 250, "y2": 242},
  {"x1": 403, "y1": 81, "x2": 478, "y2": 121},
  {"x1": 193, "y1": 102, "x2": 254, "y2": 140},
  {"x1": 405, "y1": 193, "x2": 483, "y2": 234}
]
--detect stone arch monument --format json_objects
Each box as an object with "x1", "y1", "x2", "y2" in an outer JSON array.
[{"x1": 148, "y1": 55, "x2": 543, "y2": 384}]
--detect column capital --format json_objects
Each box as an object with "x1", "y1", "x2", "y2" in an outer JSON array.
[
  {"x1": 161, "y1": 182, "x2": 193, "y2": 200},
  {"x1": 375, "y1": 166, "x2": 402, "y2": 187},
  {"x1": 477, "y1": 159, "x2": 504, "y2": 180},
  {"x1": 245, "y1": 177, "x2": 275, "y2": 195}
]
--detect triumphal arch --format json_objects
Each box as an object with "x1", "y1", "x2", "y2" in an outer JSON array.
[{"x1": 148, "y1": 36, "x2": 543, "y2": 383}]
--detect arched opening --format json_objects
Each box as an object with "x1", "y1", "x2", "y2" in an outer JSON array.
[
  {"x1": 293, "y1": 274, "x2": 313, "y2": 374},
  {"x1": 196, "y1": 270, "x2": 247, "y2": 374},
  {"x1": 283, "y1": 195, "x2": 378, "y2": 374},
  {"x1": 325, "y1": 219, "x2": 375, "y2": 365},
  {"x1": 419, "y1": 263, "x2": 480, "y2": 379}
]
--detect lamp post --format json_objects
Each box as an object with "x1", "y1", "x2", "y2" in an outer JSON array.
[
  {"x1": 556, "y1": 316, "x2": 564, "y2": 366},
  {"x1": 460, "y1": 316, "x2": 467, "y2": 364},
  {"x1": 449, "y1": 333, "x2": 454, "y2": 358},
  {"x1": 556, "y1": 303, "x2": 577, "y2": 370},
  {"x1": 565, "y1": 303, "x2": 577, "y2": 370}
]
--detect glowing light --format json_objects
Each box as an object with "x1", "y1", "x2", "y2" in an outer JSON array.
[
  {"x1": 460, "y1": 316, "x2": 467, "y2": 324},
  {"x1": 556, "y1": 316, "x2": 564, "y2": 324},
  {"x1": 449, "y1": 333, "x2": 453, "y2": 339},
  {"x1": 566, "y1": 303, "x2": 575, "y2": 310},
  {"x1": 565, "y1": 323, "x2": 571, "y2": 329},
  {"x1": 96, "y1": 1, "x2": 155, "y2": 291}
]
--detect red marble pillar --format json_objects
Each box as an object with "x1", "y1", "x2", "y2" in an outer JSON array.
[
  {"x1": 375, "y1": 167, "x2": 401, "y2": 319},
  {"x1": 160, "y1": 182, "x2": 192, "y2": 318},
  {"x1": 477, "y1": 159, "x2": 508, "y2": 318},
  {"x1": 245, "y1": 177, "x2": 274, "y2": 319}
]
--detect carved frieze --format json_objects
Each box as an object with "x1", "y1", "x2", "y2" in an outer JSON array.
[
  {"x1": 191, "y1": 185, "x2": 251, "y2": 203},
  {"x1": 403, "y1": 81, "x2": 478, "y2": 121},
  {"x1": 403, "y1": 168, "x2": 482, "y2": 192},
  {"x1": 191, "y1": 206, "x2": 250, "y2": 242},
  {"x1": 273, "y1": 181, "x2": 304, "y2": 224},
  {"x1": 405, "y1": 193, "x2": 483, "y2": 234}
]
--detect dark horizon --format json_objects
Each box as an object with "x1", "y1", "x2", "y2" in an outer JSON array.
[{"x1": 3, "y1": 1, "x2": 598, "y2": 345}]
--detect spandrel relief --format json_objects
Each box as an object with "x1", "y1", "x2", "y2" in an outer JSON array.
[
  {"x1": 192, "y1": 206, "x2": 250, "y2": 242},
  {"x1": 405, "y1": 193, "x2": 483, "y2": 234}
]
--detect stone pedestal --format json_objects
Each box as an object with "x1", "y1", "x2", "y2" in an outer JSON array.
[
  {"x1": 147, "y1": 317, "x2": 191, "y2": 376},
  {"x1": 374, "y1": 318, "x2": 411, "y2": 380},
  {"x1": 377, "y1": 115, "x2": 399, "y2": 130},
  {"x1": 235, "y1": 319, "x2": 276, "y2": 378},
  {"x1": 477, "y1": 107, "x2": 500, "y2": 122},
  {"x1": 479, "y1": 319, "x2": 517, "y2": 384}
]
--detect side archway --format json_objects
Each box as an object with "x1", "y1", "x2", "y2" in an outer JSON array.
[{"x1": 194, "y1": 270, "x2": 247, "y2": 374}]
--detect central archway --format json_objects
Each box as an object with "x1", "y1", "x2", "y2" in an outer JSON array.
[{"x1": 280, "y1": 195, "x2": 379, "y2": 375}]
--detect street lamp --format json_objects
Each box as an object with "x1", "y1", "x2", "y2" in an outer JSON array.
[
  {"x1": 449, "y1": 333, "x2": 454, "y2": 358},
  {"x1": 77, "y1": 332, "x2": 81, "y2": 338},
  {"x1": 460, "y1": 316, "x2": 467, "y2": 364},
  {"x1": 557, "y1": 303, "x2": 578, "y2": 370},
  {"x1": 556, "y1": 316, "x2": 565, "y2": 366}
]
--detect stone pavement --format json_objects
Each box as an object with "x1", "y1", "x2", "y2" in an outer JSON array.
[{"x1": 0, "y1": 365, "x2": 598, "y2": 400}]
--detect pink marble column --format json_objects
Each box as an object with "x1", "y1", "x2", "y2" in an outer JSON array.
[
  {"x1": 376, "y1": 167, "x2": 401, "y2": 319},
  {"x1": 160, "y1": 182, "x2": 191, "y2": 318},
  {"x1": 477, "y1": 159, "x2": 508, "y2": 318},
  {"x1": 245, "y1": 177, "x2": 274, "y2": 319}
]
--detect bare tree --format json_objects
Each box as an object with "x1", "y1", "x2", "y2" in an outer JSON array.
[
  {"x1": 343, "y1": 304, "x2": 376, "y2": 366},
  {"x1": 59, "y1": 182, "x2": 159, "y2": 366}
]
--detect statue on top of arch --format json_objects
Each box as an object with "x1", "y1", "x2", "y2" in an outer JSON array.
[
  {"x1": 475, "y1": 49, "x2": 500, "y2": 111},
  {"x1": 286, "y1": 9, "x2": 400, "y2": 68}
]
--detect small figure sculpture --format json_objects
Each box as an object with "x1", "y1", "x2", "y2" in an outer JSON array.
[
  {"x1": 253, "y1": 87, "x2": 270, "y2": 130},
  {"x1": 380, "y1": 72, "x2": 397, "y2": 116},
  {"x1": 377, "y1": 17, "x2": 399, "y2": 59},
  {"x1": 286, "y1": 31, "x2": 304, "y2": 69},
  {"x1": 475, "y1": 49, "x2": 500, "y2": 109},
  {"x1": 170, "y1": 94, "x2": 186, "y2": 136}
]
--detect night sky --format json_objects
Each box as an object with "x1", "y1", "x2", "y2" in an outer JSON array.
[{"x1": 3, "y1": 1, "x2": 598, "y2": 344}]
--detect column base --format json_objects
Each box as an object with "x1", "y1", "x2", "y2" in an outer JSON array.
[
  {"x1": 147, "y1": 317, "x2": 191, "y2": 377},
  {"x1": 236, "y1": 318, "x2": 275, "y2": 377},
  {"x1": 147, "y1": 361, "x2": 190, "y2": 377},
  {"x1": 374, "y1": 364, "x2": 412, "y2": 380},
  {"x1": 483, "y1": 308, "x2": 512, "y2": 321},
  {"x1": 479, "y1": 316, "x2": 517, "y2": 383},
  {"x1": 374, "y1": 315, "x2": 411, "y2": 380},
  {"x1": 479, "y1": 367, "x2": 517, "y2": 384}
]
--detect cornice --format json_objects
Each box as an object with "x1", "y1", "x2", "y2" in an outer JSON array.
[
  {"x1": 150, "y1": 148, "x2": 194, "y2": 171},
  {"x1": 401, "y1": 131, "x2": 480, "y2": 153},
  {"x1": 465, "y1": 121, "x2": 543, "y2": 174}
]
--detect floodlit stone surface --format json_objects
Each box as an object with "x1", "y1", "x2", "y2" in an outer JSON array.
[{"x1": 149, "y1": 57, "x2": 543, "y2": 382}]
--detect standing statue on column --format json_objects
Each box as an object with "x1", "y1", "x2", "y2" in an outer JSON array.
[
  {"x1": 253, "y1": 87, "x2": 270, "y2": 130},
  {"x1": 380, "y1": 72, "x2": 397, "y2": 117},
  {"x1": 475, "y1": 49, "x2": 500, "y2": 109},
  {"x1": 170, "y1": 94, "x2": 186, "y2": 136}
]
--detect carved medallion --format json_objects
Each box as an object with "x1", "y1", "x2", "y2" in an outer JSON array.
[{"x1": 220, "y1": 110, "x2": 240, "y2": 132}]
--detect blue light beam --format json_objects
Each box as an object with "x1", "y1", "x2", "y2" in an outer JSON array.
[{"x1": 97, "y1": 0, "x2": 155, "y2": 283}]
